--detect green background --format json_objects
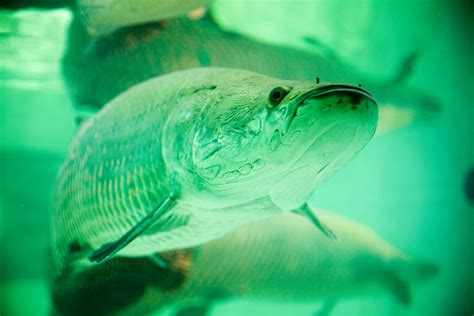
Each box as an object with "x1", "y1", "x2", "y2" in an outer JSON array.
[{"x1": 1, "y1": 0, "x2": 472, "y2": 315}]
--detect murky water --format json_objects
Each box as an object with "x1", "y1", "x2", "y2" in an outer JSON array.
[{"x1": 1, "y1": 1, "x2": 472, "y2": 315}]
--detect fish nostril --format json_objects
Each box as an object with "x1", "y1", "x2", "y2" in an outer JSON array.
[
  {"x1": 299, "y1": 86, "x2": 376, "y2": 112},
  {"x1": 345, "y1": 91, "x2": 362, "y2": 106},
  {"x1": 340, "y1": 91, "x2": 376, "y2": 111}
]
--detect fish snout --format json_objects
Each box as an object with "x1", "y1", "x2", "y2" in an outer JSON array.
[
  {"x1": 294, "y1": 83, "x2": 378, "y2": 127},
  {"x1": 302, "y1": 84, "x2": 376, "y2": 110}
]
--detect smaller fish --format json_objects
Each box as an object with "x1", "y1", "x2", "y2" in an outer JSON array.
[{"x1": 51, "y1": 211, "x2": 438, "y2": 316}]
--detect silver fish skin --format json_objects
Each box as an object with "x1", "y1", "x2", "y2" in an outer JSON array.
[
  {"x1": 177, "y1": 211, "x2": 438, "y2": 303},
  {"x1": 52, "y1": 67, "x2": 377, "y2": 272},
  {"x1": 51, "y1": 211, "x2": 437, "y2": 316}
]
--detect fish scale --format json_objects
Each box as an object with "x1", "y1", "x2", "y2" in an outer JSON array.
[
  {"x1": 53, "y1": 103, "x2": 170, "y2": 270},
  {"x1": 186, "y1": 224, "x2": 289, "y2": 297}
]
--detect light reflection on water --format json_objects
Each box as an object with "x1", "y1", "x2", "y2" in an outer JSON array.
[{"x1": 0, "y1": 9, "x2": 71, "y2": 91}]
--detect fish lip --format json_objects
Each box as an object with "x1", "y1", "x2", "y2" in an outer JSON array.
[
  {"x1": 296, "y1": 84, "x2": 376, "y2": 105},
  {"x1": 283, "y1": 84, "x2": 376, "y2": 135}
]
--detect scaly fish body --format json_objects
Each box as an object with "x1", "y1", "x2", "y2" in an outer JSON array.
[
  {"x1": 52, "y1": 212, "x2": 437, "y2": 315},
  {"x1": 180, "y1": 211, "x2": 437, "y2": 302},
  {"x1": 52, "y1": 67, "x2": 377, "y2": 272}
]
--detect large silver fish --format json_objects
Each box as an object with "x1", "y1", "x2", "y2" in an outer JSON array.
[
  {"x1": 52, "y1": 67, "x2": 377, "y2": 273},
  {"x1": 62, "y1": 16, "x2": 439, "y2": 134},
  {"x1": 51, "y1": 211, "x2": 437, "y2": 316}
]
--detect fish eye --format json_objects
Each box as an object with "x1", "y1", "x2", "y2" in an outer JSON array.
[{"x1": 268, "y1": 86, "x2": 290, "y2": 107}]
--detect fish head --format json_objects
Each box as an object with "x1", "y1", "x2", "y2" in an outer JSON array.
[
  {"x1": 169, "y1": 72, "x2": 377, "y2": 209},
  {"x1": 264, "y1": 81, "x2": 378, "y2": 210}
]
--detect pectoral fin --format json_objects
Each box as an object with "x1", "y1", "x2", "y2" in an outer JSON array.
[
  {"x1": 89, "y1": 195, "x2": 177, "y2": 263},
  {"x1": 391, "y1": 52, "x2": 419, "y2": 84},
  {"x1": 293, "y1": 203, "x2": 337, "y2": 240}
]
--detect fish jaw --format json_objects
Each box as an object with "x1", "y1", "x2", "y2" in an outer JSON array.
[{"x1": 268, "y1": 85, "x2": 378, "y2": 211}]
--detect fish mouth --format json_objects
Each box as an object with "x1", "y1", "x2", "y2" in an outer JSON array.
[
  {"x1": 297, "y1": 83, "x2": 375, "y2": 105},
  {"x1": 284, "y1": 84, "x2": 377, "y2": 133}
]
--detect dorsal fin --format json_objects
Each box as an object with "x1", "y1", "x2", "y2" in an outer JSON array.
[{"x1": 392, "y1": 52, "x2": 419, "y2": 84}]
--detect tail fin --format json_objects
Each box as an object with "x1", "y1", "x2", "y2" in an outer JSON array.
[{"x1": 391, "y1": 52, "x2": 419, "y2": 85}]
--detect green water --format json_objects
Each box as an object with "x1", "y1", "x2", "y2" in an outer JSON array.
[{"x1": 0, "y1": 1, "x2": 473, "y2": 315}]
